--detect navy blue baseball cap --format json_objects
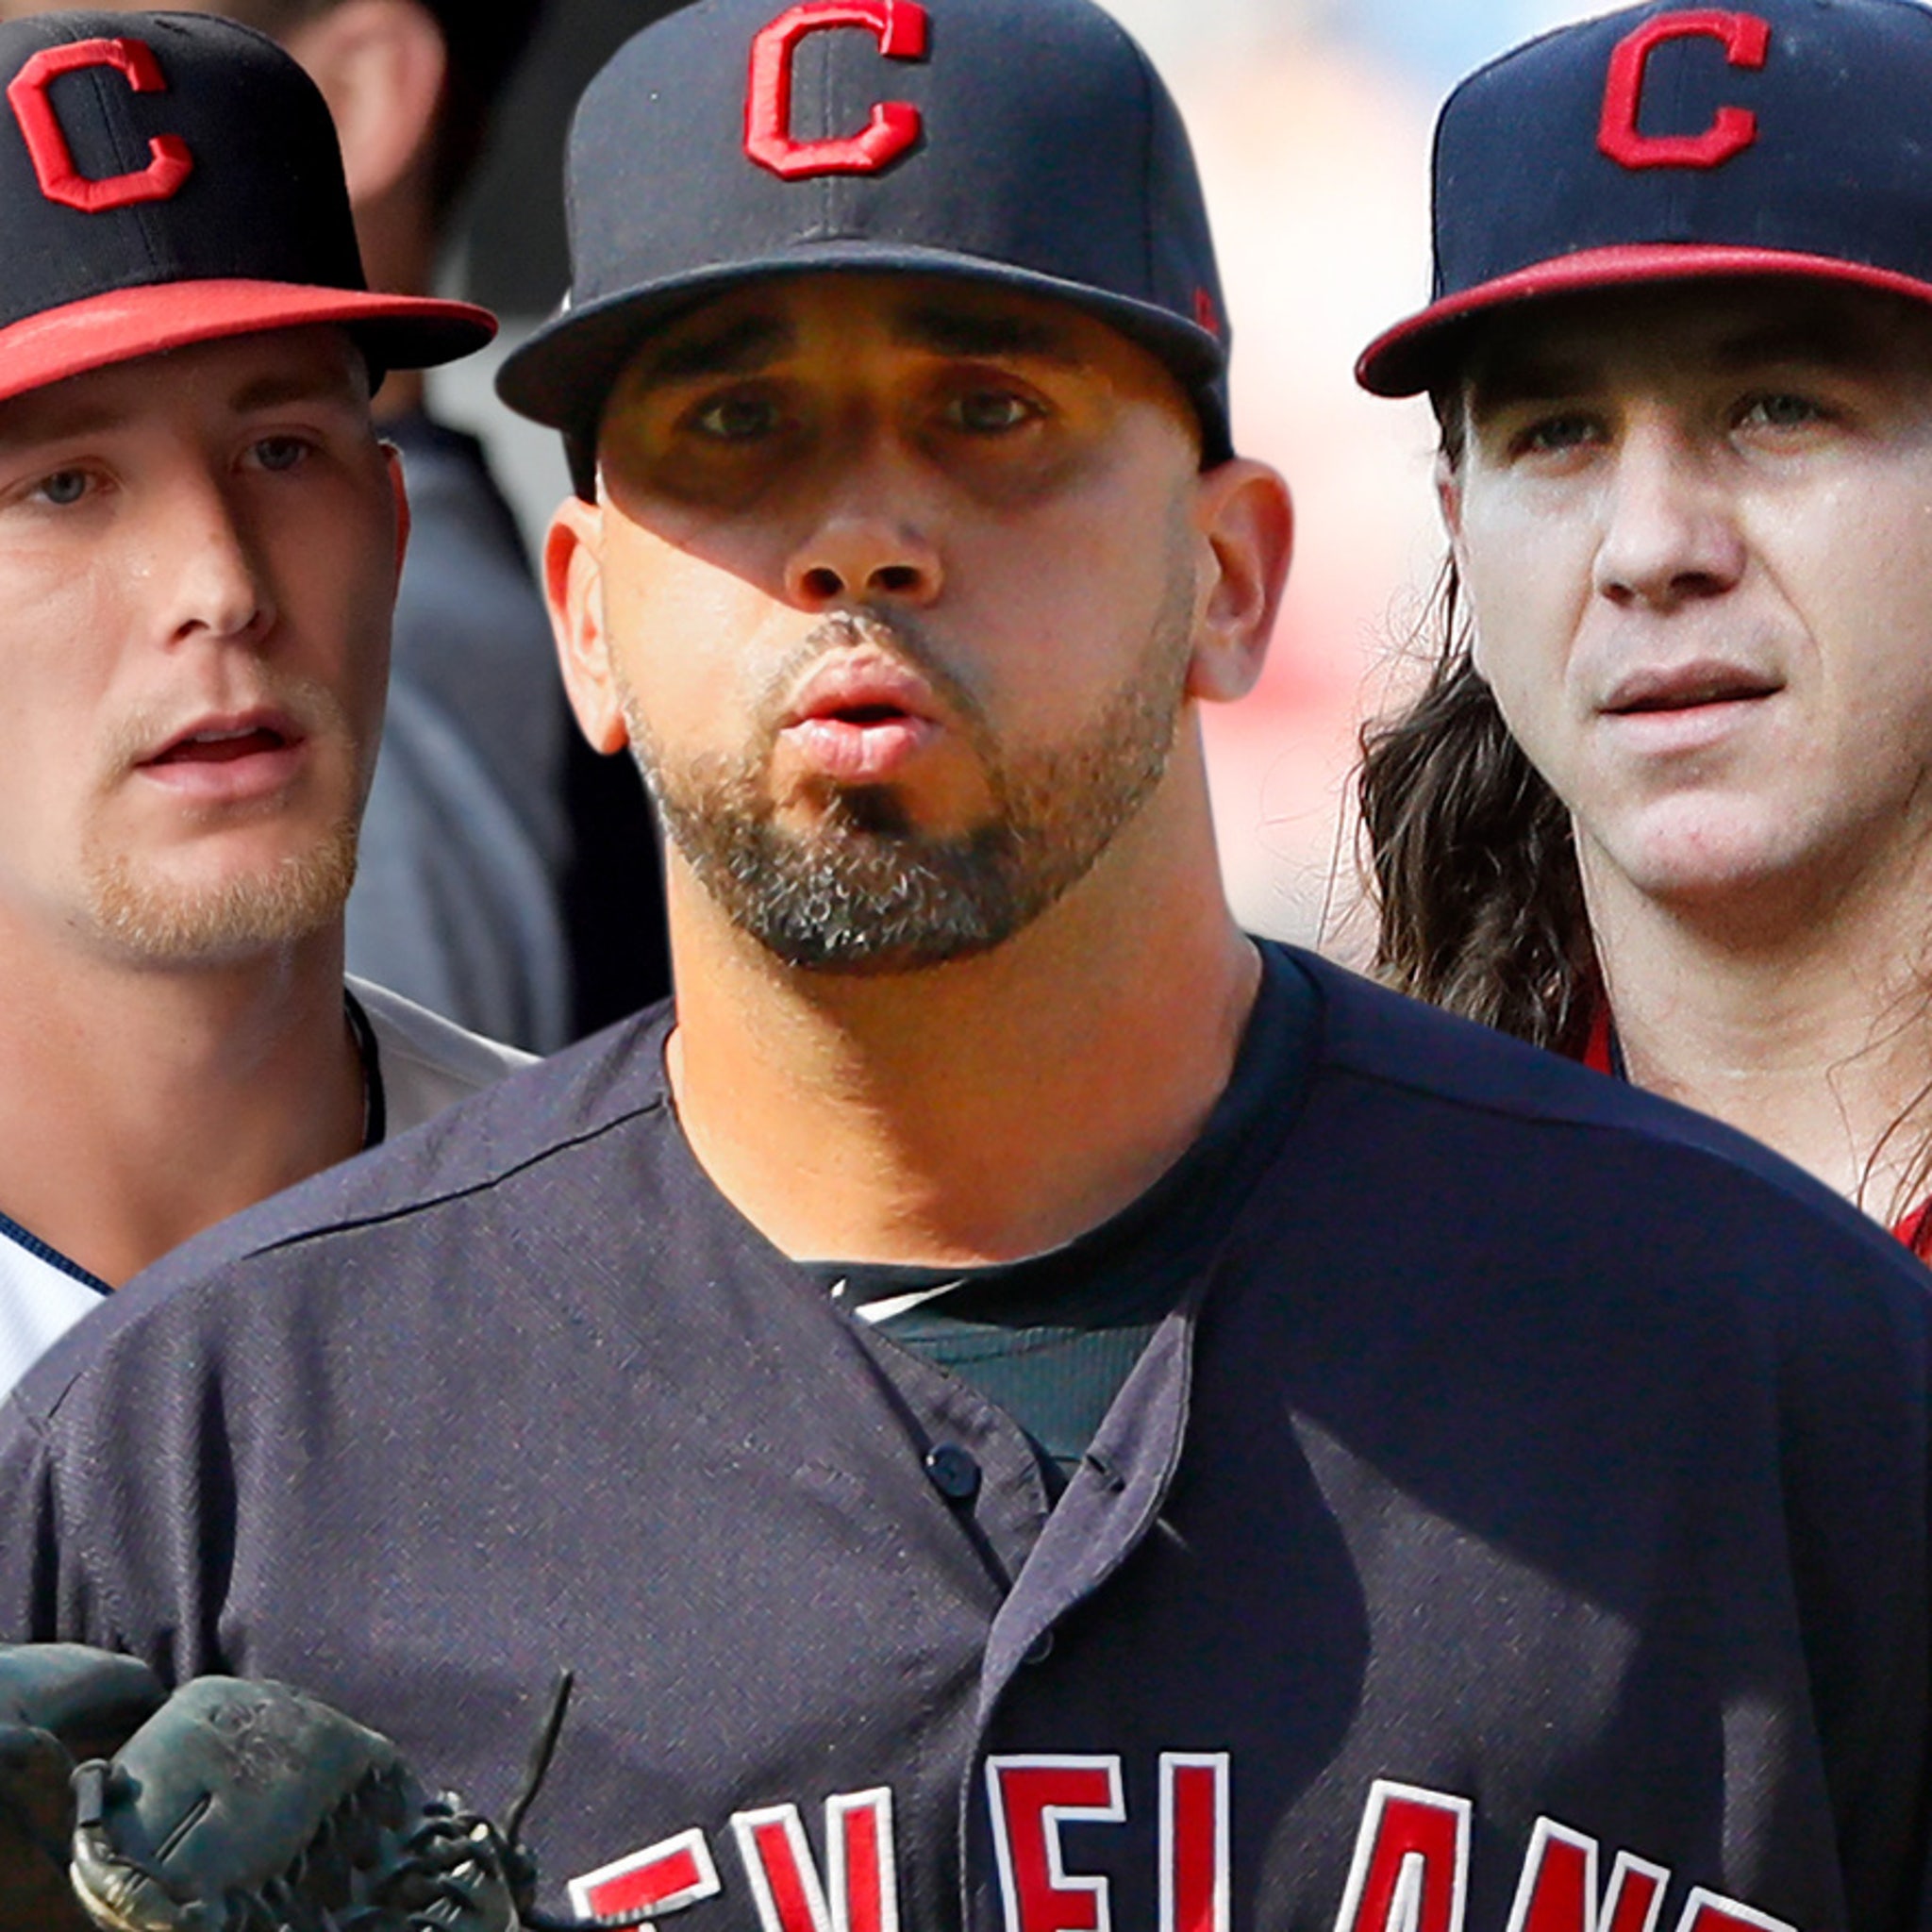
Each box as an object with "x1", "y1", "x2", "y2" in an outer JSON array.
[
  {"x1": 1357, "y1": 0, "x2": 1932, "y2": 397},
  {"x1": 0, "y1": 9, "x2": 492, "y2": 404},
  {"x1": 495, "y1": 0, "x2": 1233, "y2": 497}
]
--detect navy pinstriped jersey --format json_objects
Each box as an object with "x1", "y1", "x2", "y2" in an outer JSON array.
[{"x1": 2, "y1": 945, "x2": 1929, "y2": 1932}]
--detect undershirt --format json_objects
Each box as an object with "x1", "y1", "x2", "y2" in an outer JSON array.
[{"x1": 801, "y1": 948, "x2": 1317, "y2": 1488}]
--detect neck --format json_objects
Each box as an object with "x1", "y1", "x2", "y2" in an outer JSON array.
[
  {"x1": 0, "y1": 924, "x2": 364, "y2": 1286},
  {"x1": 1584, "y1": 842, "x2": 1932, "y2": 1225},
  {"x1": 667, "y1": 773, "x2": 1258, "y2": 1267}
]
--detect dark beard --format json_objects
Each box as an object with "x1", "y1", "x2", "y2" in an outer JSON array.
[{"x1": 632, "y1": 588, "x2": 1194, "y2": 975}]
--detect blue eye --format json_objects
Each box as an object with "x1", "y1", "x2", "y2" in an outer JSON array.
[
  {"x1": 253, "y1": 437, "x2": 311, "y2": 473},
  {"x1": 1518, "y1": 414, "x2": 1598, "y2": 454},
  {"x1": 34, "y1": 470, "x2": 90, "y2": 507},
  {"x1": 1740, "y1": 393, "x2": 1824, "y2": 430}
]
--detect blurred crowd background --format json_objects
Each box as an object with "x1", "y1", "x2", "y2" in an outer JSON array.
[{"x1": 433, "y1": 0, "x2": 1606, "y2": 989}]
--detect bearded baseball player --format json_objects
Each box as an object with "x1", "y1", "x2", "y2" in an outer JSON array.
[
  {"x1": 0, "y1": 8, "x2": 528, "y2": 1398},
  {"x1": 6, "y1": 1, "x2": 1932, "y2": 1929},
  {"x1": 1358, "y1": 0, "x2": 1932, "y2": 1256}
]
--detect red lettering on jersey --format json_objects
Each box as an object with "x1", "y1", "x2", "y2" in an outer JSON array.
[
  {"x1": 7, "y1": 38, "x2": 193, "y2": 211},
  {"x1": 745, "y1": 0, "x2": 928, "y2": 180},
  {"x1": 1160, "y1": 1754, "x2": 1229, "y2": 1932},
  {"x1": 1505, "y1": 1820, "x2": 1670, "y2": 1932},
  {"x1": 1596, "y1": 11, "x2": 1770, "y2": 170},
  {"x1": 1673, "y1": 1891, "x2": 1797, "y2": 1932},
  {"x1": 569, "y1": 1826, "x2": 722, "y2": 1923},
  {"x1": 1334, "y1": 1780, "x2": 1470, "y2": 1932},
  {"x1": 987, "y1": 1756, "x2": 1125, "y2": 1932},
  {"x1": 733, "y1": 1790, "x2": 900, "y2": 1932}
]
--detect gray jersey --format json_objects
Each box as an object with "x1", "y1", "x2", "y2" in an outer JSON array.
[{"x1": 0, "y1": 978, "x2": 529, "y2": 1397}]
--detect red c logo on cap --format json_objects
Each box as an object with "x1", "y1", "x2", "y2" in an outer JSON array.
[
  {"x1": 1598, "y1": 10, "x2": 1771, "y2": 170},
  {"x1": 745, "y1": 0, "x2": 928, "y2": 182},
  {"x1": 8, "y1": 38, "x2": 193, "y2": 212}
]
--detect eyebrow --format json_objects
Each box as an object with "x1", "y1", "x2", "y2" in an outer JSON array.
[
  {"x1": 639, "y1": 315, "x2": 796, "y2": 386},
  {"x1": 891, "y1": 304, "x2": 1084, "y2": 366},
  {"x1": 1466, "y1": 313, "x2": 1890, "y2": 416},
  {"x1": 225, "y1": 369, "x2": 366, "y2": 415}
]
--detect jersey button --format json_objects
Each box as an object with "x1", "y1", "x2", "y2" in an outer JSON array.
[{"x1": 925, "y1": 1443, "x2": 981, "y2": 1501}]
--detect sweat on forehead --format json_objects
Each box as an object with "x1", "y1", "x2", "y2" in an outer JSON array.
[{"x1": 495, "y1": 0, "x2": 1235, "y2": 497}]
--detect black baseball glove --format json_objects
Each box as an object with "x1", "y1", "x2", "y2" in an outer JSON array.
[
  {"x1": 0, "y1": 1641, "x2": 167, "y2": 1932},
  {"x1": 68, "y1": 1673, "x2": 530, "y2": 1931}
]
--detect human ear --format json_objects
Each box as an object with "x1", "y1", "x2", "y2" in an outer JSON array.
[
  {"x1": 544, "y1": 498, "x2": 631, "y2": 758},
  {"x1": 1183, "y1": 458, "x2": 1293, "y2": 706},
  {"x1": 381, "y1": 441, "x2": 410, "y2": 580},
  {"x1": 286, "y1": 0, "x2": 445, "y2": 208}
]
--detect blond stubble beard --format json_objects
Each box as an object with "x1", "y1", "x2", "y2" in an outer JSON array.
[
  {"x1": 77, "y1": 675, "x2": 367, "y2": 966},
  {"x1": 81, "y1": 820, "x2": 358, "y2": 964}
]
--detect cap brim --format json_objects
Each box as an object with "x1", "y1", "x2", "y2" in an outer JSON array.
[
  {"x1": 0, "y1": 278, "x2": 495, "y2": 405},
  {"x1": 496, "y1": 242, "x2": 1225, "y2": 439},
  {"x1": 1356, "y1": 243, "x2": 1932, "y2": 396}
]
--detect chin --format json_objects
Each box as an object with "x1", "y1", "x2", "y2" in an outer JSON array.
[{"x1": 82, "y1": 824, "x2": 358, "y2": 967}]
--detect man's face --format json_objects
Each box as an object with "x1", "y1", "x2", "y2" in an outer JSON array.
[
  {"x1": 553, "y1": 273, "x2": 1218, "y2": 974},
  {"x1": 0, "y1": 325, "x2": 399, "y2": 966},
  {"x1": 1445, "y1": 279, "x2": 1932, "y2": 926}
]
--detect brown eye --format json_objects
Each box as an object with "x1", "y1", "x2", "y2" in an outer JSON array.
[
  {"x1": 949, "y1": 390, "x2": 1036, "y2": 434},
  {"x1": 691, "y1": 394, "x2": 782, "y2": 442}
]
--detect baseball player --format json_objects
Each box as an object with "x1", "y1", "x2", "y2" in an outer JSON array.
[
  {"x1": 0, "y1": 0, "x2": 608, "y2": 1055},
  {"x1": 7, "y1": 1, "x2": 1932, "y2": 1929},
  {"x1": 1357, "y1": 0, "x2": 1932, "y2": 1254},
  {"x1": 0, "y1": 8, "x2": 529, "y2": 1397}
]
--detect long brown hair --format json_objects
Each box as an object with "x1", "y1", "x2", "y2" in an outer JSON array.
[
  {"x1": 1357, "y1": 412, "x2": 1932, "y2": 1249},
  {"x1": 1357, "y1": 552, "x2": 1602, "y2": 1058}
]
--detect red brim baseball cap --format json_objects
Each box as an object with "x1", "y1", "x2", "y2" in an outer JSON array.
[
  {"x1": 1357, "y1": 0, "x2": 1932, "y2": 398},
  {"x1": 0, "y1": 11, "x2": 493, "y2": 399}
]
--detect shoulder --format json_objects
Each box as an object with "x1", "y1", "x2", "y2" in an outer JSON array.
[
  {"x1": 1272, "y1": 941, "x2": 1931, "y2": 1307},
  {"x1": 347, "y1": 976, "x2": 536, "y2": 1130},
  {"x1": 7, "y1": 1001, "x2": 684, "y2": 1419}
]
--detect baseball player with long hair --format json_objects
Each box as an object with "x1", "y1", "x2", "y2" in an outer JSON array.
[
  {"x1": 8, "y1": 2, "x2": 1932, "y2": 1929},
  {"x1": 1357, "y1": 0, "x2": 1932, "y2": 1253}
]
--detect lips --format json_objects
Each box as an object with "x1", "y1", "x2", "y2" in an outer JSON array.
[
  {"x1": 1601, "y1": 661, "x2": 1783, "y2": 715},
  {"x1": 776, "y1": 653, "x2": 946, "y2": 786},
  {"x1": 139, "y1": 711, "x2": 304, "y2": 769},
  {"x1": 781, "y1": 654, "x2": 942, "y2": 734}
]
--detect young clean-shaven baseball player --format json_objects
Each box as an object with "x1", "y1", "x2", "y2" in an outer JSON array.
[
  {"x1": 0, "y1": 8, "x2": 525, "y2": 1394},
  {"x1": 1359, "y1": 0, "x2": 1932, "y2": 1257},
  {"x1": 7, "y1": 2, "x2": 1932, "y2": 1929}
]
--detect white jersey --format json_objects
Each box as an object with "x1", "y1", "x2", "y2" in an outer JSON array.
[{"x1": 0, "y1": 978, "x2": 532, "y2": 1399}]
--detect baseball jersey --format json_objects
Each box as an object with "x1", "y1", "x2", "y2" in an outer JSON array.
[
  {"x1": 1579, "y1": 1006, "x2": 1932, "y2": 1253},
  {"x1": 4, "y1": 946, "x2": 1931, "y2": 1932},
  {"x1": 0, "y1": 975, "x2": 529, "y2": 1399}
]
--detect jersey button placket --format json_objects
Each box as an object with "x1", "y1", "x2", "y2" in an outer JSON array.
[{"x1": 924, "y1": 1442, "x2": 982, "y2": 1501}]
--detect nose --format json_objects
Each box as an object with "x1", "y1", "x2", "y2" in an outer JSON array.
[
  {"x1": 1592, "y1": 418, "x2": 1746, "y2": 611},
  {"x1": 783, "y1": 436, "x2": 942, "y2": 611},
  {"x1": 156, "y1": 474, "x2": 274, "y2": 647}
]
